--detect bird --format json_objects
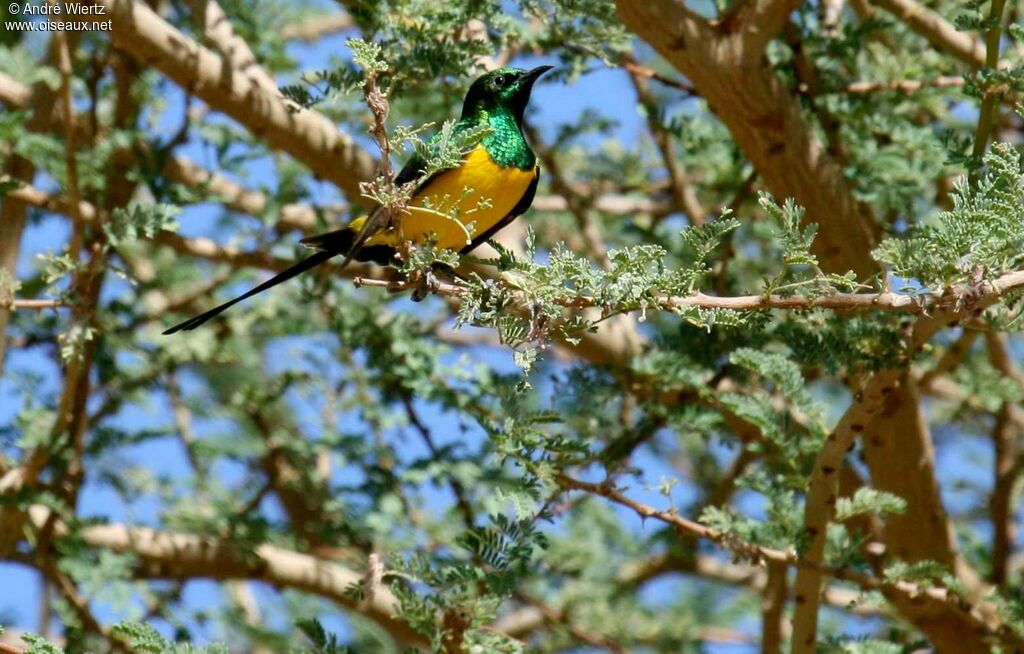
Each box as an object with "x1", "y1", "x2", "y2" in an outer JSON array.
[{"x1": 163, "y1": 65, "x2": 553, "y2": 335}]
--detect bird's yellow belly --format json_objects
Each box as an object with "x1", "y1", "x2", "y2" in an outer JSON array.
[{"x1": 367, "y1": 145, "x2": 536, "y2": 251}]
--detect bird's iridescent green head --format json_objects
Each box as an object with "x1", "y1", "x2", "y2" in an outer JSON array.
[{"x1": 461, "y1": 65, "x2": 554, "y2": 125}]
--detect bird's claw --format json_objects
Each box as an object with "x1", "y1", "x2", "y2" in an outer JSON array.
[{"x1": 411, "y1": 268, "x2": 442, "y2": 302}]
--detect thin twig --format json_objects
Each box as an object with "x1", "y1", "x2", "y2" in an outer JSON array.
[
  {"x1": 1, "y1": 299, "x2": 66, "y2": 310},
  {"x1": 627, "y1": 55, "x2": 707, "y2": 226},
  {"x1": 54, "y1": 30, "x2": 83, "y2": 255},
  {"x1": 842, "y1": 76, "x2": 965, "y2": 94},
  {"x1": 516, "y1": 592, "x2": 633, "y2": 653},
  {"x1": 558, "y1": 474, "x2": 792, "y2": 564},
  {"x1": 970, "y1": 0, "x2": 1009, "y2": 175},
  {"x1": 523, "y1": 122, "x2": 612, "y2": 269},
  {"x1": 400, "y1": 395, "x2": 476, "y2": 530},
  {"x1": 621, "y1": 61, "x2": 696, "y2": 95},
  {"x1": 353, "y1": 268, "x2": 1024, "y2": 318},
  {"x1": 558, "y1": 473, "x2": 1023, "y2": 650}
]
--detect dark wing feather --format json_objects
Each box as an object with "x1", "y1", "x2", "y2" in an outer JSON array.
[
  {"x1": 392, "y1": 117, "x2": 480, "y2": 194},
  {"x1": 393, "y1": 150, "x2": 429, "y2": 187},
  {"x1": 301, "y1": 118, "x2": 477, "y2": 255}
]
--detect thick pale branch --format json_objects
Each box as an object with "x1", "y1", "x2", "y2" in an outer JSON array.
[
  {"x1": 79, "y1": 0, "x2": 377, "y2": 200},
  {"x1": 188, "y1": 0, "x2": 278, "y2": 95},
  {"x1": 26, "y1": 507, "x2": 428, "y2": 650},
  {"x1": 718, "y1": 0, "x2": 802, "y2": 64},
  {"x1": 3, "y1": 180, "x2": 98, "y2": 222},
  {"x1": 280, "y1": 13, "x2": 354, "y2": 41},
  {"x1": 532, "y1": 192, "x2": 671, "y2": 216},
  {"x1": 3, "y1": 72, "x2": 328, "y2": 232},
  {"x1": 617, "y1": 0, "x2": 881, "y2": 279},
  {"x1": 857, "y1": 373, "x2": 993, "y2": 651},
  {"x1": 1, "y1": 299, "x2": 66, "y2": 310},
  {"x1": 791, "y1": 289, "x2": 1019, "y2": 653},
  {"x1": 870, "y1": 0, "x2": 985, "y2": 67},
  {"x1": 844, "y1": 76, "x2": 965, "y2": 94},
  {"x1": 790, "y1": 378, "x2": 907, "y2": 651},
  {"x1": 161, "y1": 156, "x2": 345, "y2": 232},
  {"x1": 987, "y1": 333, "x2": 1023, "y2": 586},
  {"x1": 862, "y1": 374, "x2": 956, "y2": 568},
  {"x1": 0, "y1": 71, "x2": 31, "y2": 105},
  {"x1": 556, "y1": 472, "x2": 1013, "y2": 648}
]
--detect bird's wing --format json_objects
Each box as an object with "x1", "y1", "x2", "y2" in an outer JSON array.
[
  {"x1": 301, "y1": 118, "x2": 478, "y2": 254},
  {"x1": 395, "y1": 117, "x2": 479, "y2": 191}
]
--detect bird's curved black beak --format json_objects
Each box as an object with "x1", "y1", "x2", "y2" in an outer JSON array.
[{"x1": 519, "y1": 65, "x2": 554, "y2": 87}]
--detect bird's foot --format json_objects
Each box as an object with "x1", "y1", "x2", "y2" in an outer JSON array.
[{"x1": 410, "y1": 268, "x2": 442, "y2": 302}]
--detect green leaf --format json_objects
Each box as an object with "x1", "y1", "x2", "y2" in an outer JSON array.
[
  {"x1": 105, "y1": 202, "x2": 180, "y2": 246},
  {"x1": 835, "y1": 487, "x2": 908, "y2": 521}
]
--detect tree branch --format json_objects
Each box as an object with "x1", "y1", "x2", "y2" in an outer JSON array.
[
  {"x1": 280, "y1": 12, "x2": 354, "y2": 41},
  {"x1": 353, "y1": 268, "x2": 1024, "y2": 318},
  {"x1": 970, "y1": 0, "x2": 1009, "y2": 169},
  {"x1": 626, "y1": 56, "x2": 708, "y2": 225},
  {"x1": 617, "y1": 0, "x2": 881, "y2": 279},
  {"x1": 27, "y1": 506, "x2": 429, "y2": 650},
  {"x1": 987, "y1": 332, "x2": 1023, "y2": 586},
  {"x1": 718, "y1": 0, "x2": 802, "y2": 64},
  {"x1": 556, "y1": 471, "x2": 1017, "y2": 650},
  {"x1": 843, "y1": 76, "x2": 966, "y2": 94},
  {"x1": 790, "y1": 287, "x2": 1020, "y2": 653},
  {"x1": 80, "y1": 0, "x2": 377, "y2": 201},
  {"x1": 761, "y1": 562, "x2": 788, "y2": 654},
  {"x1": 870, "y1": 0, "x2": 986, "y2": 67},
  {"x1": 0, "y1": 299, "x2": 66, "y2": 310}
]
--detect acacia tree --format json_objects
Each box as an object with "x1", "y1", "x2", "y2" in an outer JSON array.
[{"x1": 3, "y1": 0, "x2": 1024, "y2": 652}]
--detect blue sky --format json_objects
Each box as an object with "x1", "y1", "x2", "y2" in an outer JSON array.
[
  {"x1": 0, "y1": 4, "x2": 1001, "y2": 652},
  {"x1": 0, "y1": 10, "x2": 664, "y2": 649}
]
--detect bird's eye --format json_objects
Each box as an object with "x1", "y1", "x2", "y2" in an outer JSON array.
[{"x1": 495, "y1": 74, "x2": 513, "y2": 88}]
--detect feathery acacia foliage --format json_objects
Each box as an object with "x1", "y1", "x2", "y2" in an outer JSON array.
[{"x1": 5, "y1": 0, "x2": 1024, "y2": 653}]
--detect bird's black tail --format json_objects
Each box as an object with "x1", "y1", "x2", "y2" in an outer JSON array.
[{"x1": 162, "y1": 249, "x2": 338, "y2": 334}]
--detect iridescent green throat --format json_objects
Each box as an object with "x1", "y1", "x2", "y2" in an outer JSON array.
[{"x1": 475, "y1": 108, "x2": 536, "y2": 171}]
